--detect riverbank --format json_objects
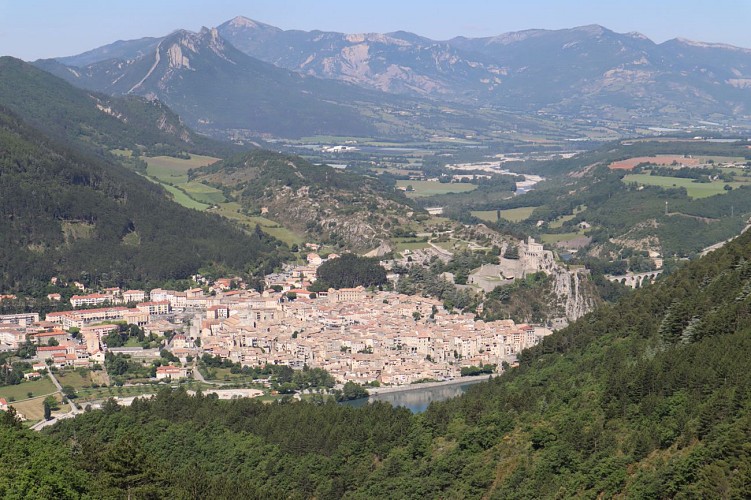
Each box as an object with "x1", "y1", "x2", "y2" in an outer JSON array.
[{"x1": 367, "y1": 374, "x2": 493, "y2": 396}]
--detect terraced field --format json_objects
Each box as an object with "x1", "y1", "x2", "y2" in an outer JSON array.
[{"x1": 142, "y1": 155, "x2": 304, "y2": 244}]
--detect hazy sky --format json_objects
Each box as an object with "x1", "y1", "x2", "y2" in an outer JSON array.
[{"x1": 2, "y1": 0, "x2": 750, "y2": 60}]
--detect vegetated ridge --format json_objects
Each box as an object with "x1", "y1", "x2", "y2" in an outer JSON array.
[
  {"x1": 192, "y1": 149, "x2": 421, "y2": 252},
  {"x1": 0, "y1": 57, "x2": 236, "y2": 159},
  {"x1": 0, "y1": 101, "x2": 286, "y2": 295}
]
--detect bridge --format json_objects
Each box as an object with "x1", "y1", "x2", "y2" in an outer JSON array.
[{"x1": 606, "y1": 270, "x2": 663, "y2": 289}]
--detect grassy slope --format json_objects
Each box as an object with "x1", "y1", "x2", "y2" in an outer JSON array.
[
  {"x1": 142, "y1": 155, "x2": 304, "y2": 244},
  {"x1": 397, "y1": 179, "x2": 478, "y2": 197},
  {"x1": 471, "y1": 206, "x2": 538, "y2": 223}
]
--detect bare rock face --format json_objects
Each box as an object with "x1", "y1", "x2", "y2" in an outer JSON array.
[
  {"x1": 473, "y1": 237, "x2": 598, "y2": 326},
  {"x1": 551, "y1": 267, "x2": 596, "y2": 323}
]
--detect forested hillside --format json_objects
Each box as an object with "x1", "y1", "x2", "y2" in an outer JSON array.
[
  {"x1": 0, "y1": 57, "x2": 237, "y2": 158},
  {"x1": 11, "y1": 230, "x2": 748, "y2": 498},
  {"x1": 0, "y1": 106, "x2": 287, "y2": 295}
]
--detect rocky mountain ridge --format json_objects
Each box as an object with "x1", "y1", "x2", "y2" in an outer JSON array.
[
  {"x1": 43, "y1": 16, "x2": 751, "y2": 134},
  {"x1": 215, "y1": 17, "x2": 751, "y2": 122},
  {"x1": 35, "y1": 27, "x2": 404, "y2": 139}
]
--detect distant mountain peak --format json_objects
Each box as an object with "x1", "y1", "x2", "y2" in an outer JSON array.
[
  {"x1": 223, "y1": 15, "x2": 281, "y2": 33},
  {"x1": 626, "y1": 31, "x2": 650, "y2": 41},
  {"x1": 160, "y1": 27, "x2": 234, "y2": 65},
  {"x1": 572, "y1": 24, "x2": 609, "y2": 36}
]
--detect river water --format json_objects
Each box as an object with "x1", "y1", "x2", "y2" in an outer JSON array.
[{"x1": 341, "y1": 379, "x2": 487, "y2": 413}]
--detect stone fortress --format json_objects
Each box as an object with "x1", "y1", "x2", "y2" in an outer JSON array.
[
  {"x1": 469, "y1": 238, "x2": 555, "y2": 293},
  {"x1": 469, "y1": 238, "x2": 595, "y2": 327}
]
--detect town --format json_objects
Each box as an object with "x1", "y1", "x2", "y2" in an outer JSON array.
[{"x1": 0, "y1": 251, "x2": 553, "y2": 422}]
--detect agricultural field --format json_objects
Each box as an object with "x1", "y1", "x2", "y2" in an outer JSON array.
[
  {"x1": 210, "y1": 202, "x2": 303, "y2": 246},
  {"x1": 145, "y1": 155, "x2": 226, "y2": 208},
  {"x1": 540, "y1": 232, "x2": 582, "y2": 244},
  {"x1": 394, "y1": 238, "x2": 431, "y2": 253},
  {"x1": 11, "y1": 393, "x2": 63, "y2": 423},
  {"x1": 145, "y1": 154, "x2": 220, "y2": 181},
  {"x1": 0, "y1": 376, "x2": 57, "y2": 401},
  {"x1": 610, "y1": 155, "x2": 746, "y2": 170},
  {"x1": 55, "y1": 369, "x2": 93, "y2": 392},
  {"x1": 610, "y1": 155, "x2": 701, "y2": 170},
  {"x1": 160, "y1": 183, "x2": 211, "y2": 210},
  {"x1": 182, "y1": 182, "x2": 227, "y2": 205},
  {"x1": 472, "y1": 206, "x2": 539, "y2": 223},
  {"x1": 622, "y1": 174, "x2": 744, "y2": 199},
  {"x1": 142, "y1": 156, "x2": 305, "y2": 244},
  {"x1": 396, "y1": 180, "x2": 477, "y2": 197}
]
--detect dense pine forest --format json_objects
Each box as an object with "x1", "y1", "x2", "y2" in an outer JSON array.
[{"x1": 2, "y1": 228, "x2": 750, "y2": 498}]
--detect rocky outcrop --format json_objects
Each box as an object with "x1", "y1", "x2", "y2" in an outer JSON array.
[
  {"x1": 473, "y1": 237, "x2": 598, "y2": 327},
  {"x1": 550, "y1": 268, "x2": 597, "y2": 326}
]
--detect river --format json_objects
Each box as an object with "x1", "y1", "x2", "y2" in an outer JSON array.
[{"x1": 341, "y1": 377, "x2": 489, "y2": 413}]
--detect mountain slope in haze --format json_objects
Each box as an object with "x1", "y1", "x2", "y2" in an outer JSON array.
[
  {"x1": 33, "y1": 215, "x2": 751, "y2": 498},
  {"x1": 56, "y1": 36, "x2": 162, "y2": 68},
  {"x1": 192, "y1": 149, "x2": 420, "y2": 251},
  {"x1": 36, "y1": 28, "x2": 400, "y2": 139},
  {"x1": 0, "y1": 57, "x2": 235, "y2": 158},
  {"x1": 0, "y1": 104, "x2": 287, "y2": 294},
  {"x1": 217, "y1": 16, "x2": 501, "y2": 98},
  {"x1": 215, "y1": 17, "x2": 751, "y2": 123}
]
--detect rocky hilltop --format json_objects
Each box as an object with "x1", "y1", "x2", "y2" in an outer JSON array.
[{"x1": 468, "y1": 237, "x2": 598, "y2": 327}]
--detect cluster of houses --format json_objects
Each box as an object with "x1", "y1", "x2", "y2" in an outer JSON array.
[
  {"x1": 0, "y1": 285, "x2": 194, "y2": 371},
  {"x1": 264, "y1": 251, "x2": 339, "y2": 290},
  {"x1": 1, "y1": 250, "x2": 553, "y2": 387},
  {"x1": 190, "y1": 287, "x2": 552, "y2": 385}
]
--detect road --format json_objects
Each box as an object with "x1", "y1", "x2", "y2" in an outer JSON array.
[
  {"x1": 367, "y1": 374, "x2": 492, "y2": 396},
  {"x1": 191, "y1": 360, "x2": 227, "y2": 386},
  {"x1": 48, "y1": 369, "x2": 80, "y2": 415},
  {"x1": 28, "y1": 370, "x2": 81, "y2": 431},
  {"x1": 428, "y1": 241, "x2": 454, "y2": 259}
]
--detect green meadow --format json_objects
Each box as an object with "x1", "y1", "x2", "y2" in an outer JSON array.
[{"x1": 623, "y1": 174, "x2": 744, "y2": 199}]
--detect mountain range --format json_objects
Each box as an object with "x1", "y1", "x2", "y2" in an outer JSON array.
[{"x1": 36, "y1": 16, "x2": 751, "y2": 140}]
